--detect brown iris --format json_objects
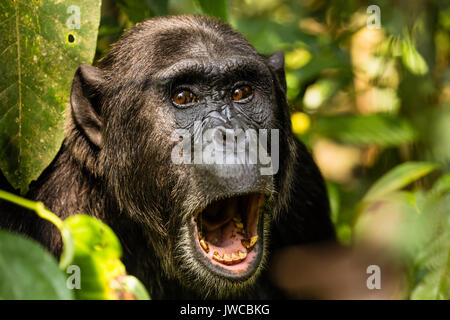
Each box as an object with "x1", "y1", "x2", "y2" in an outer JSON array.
[
  {"x1": 172, "y1": 90, "x2": 197, "y2": 105},
  {"x1": 232, "y1": 85, "x2": 253, "y2": 101}
]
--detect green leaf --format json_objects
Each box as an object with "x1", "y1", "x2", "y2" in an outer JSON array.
[
  {"x1": 411, "y1": 248, "x2": 450, "y2": 300},
  {"x1": 64, "y1": 215, "x2": 122, "y2": 262},
  {"x1": 194, "y1": 0, "x2": 229, "y2": 22},
  {"x1": 313, "y1": 114, "x2": 417, "y2": 147},
  {"x1": 401, "y1": 35, "x2": 429, "y2": 76},
  {"x1": 363, "y1": 162, "x2": 438, "y2": 202},
  {"x1": 61, "y1": 215, "x2": 150, "y2": 299},
  {"x1": 0, "y1": 0, "x2": 101, "y2": 193},
  {"x1": 62, "y1": 215, "x2": 125, "y2": 299},
  {"x1": 0, "y1": 230, "x2": 74, "y2": 300},
  {"x1": 0, "y1": 190, "x2": 151, "y2": 300},
  {"x1": 326, "y1": 182, "x2": 340, "y2": 225},
  {"x1": 431, "y1": 174, "x2": 450, "y2": 195},
  {"x1": 410, "y1": 219, "x2": 450, "y2": 300}
]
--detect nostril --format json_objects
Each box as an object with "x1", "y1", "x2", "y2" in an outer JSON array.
[
  {"x1": 221, "y1": 130, "x2": 227, "y2": 143},
  {"x1": 211, "y1": 127, "x2": 227, "y2": 145}
]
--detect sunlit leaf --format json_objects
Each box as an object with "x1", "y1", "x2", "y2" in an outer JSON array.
[
  {"x1": 363, "y1": 162, "x2": 438, "y2": 202},
  {"x1": 0, "y1": 190, "x2": 150, "y2": 300},
  {"x1": 0, "y1": 0, "x2": 101, "y2": 193},
  {"x1": 336, "y1": 224, "x2": 352, "y2": 245},
  {"x1": 326, "y1": 182, "x2": 340, "y2": 225},
  {"x1": 285, "y1": 47, "x2": 312, "y2": 70},
  {"x1": 61, "y1": 214, "x2": 150, "y2": 299},
  {"x1": 303, "y1": 79, "x2": 339, "y2": 111},
  {"x1": 401, "y1": 37, "x2": 429, "y2": 76},
  {"x1": 60, "y1": 215, "x2": 126, "y2": 299},
  {"x1": 313, "y1": 114, "x2": 417, "y2": 147}
]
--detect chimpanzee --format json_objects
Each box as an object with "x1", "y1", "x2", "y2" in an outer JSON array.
[{"x1": 0, "y1": 15, "x2": 335, "y2": 299}]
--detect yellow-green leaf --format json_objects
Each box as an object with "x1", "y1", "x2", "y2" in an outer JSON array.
[
  {"x1": 363, "y1": 162, "x2": 438, "y2": 202},
  {"x1": 0, "y1": 0, "x2": 101, "y2": 193}
]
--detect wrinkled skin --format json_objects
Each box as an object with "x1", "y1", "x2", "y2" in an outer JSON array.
[{"x1": 0, "y1": 15, "x2": 335, "y2": 299}]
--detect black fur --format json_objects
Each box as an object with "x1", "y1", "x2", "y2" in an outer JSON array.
[{"x1": 0, "y1": 15, "x2": 335, "y2": 299}]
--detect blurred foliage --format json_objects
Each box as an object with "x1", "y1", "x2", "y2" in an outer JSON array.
[{"x1": 0, "y1": 190, "x2": 150, "y2": 300}]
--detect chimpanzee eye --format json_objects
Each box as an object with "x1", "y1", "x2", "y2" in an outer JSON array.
[
  {"x1": 232, "y1": 85, "x2": 253, "y2": 102},
  {"x1": 172, "y1": 89, "x2": 197, "y2": 105}
]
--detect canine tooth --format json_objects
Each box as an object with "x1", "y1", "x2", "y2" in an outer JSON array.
[
  {"x1": 249, "y1": 235, "x2": 258, "y2": 247},
  {"x1": 242, "y1": 236, "x2": 258, "y2": 252},
  {"x1": 212, "y1": 251, "x2": 223, "y2": 262},
  {"x1": 199, "y1": 239, "x2": 209, "y2": 253},
  {"x1": 238, "y1": 250, "x2": 247, "y2": 259}
]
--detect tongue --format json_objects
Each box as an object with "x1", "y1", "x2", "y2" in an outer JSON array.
[{"x1": 205, "y1": 219, "x2": 244, "y2": 250}]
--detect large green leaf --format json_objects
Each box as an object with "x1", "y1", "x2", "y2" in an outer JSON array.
[
  {"x1": 363, "y1": 162, "x2": 438, "y2": 202},
  {"x1": 0, "y1": 0, "x2": 101, "y2": 193},
  {"x1": 313, "y1": 114, "x2": 417, "y2": 147},
  {"x1": 0, "y1": 230, "x2": 74, "y2": 300}
]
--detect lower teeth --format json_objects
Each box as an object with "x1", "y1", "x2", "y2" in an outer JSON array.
[
  {"x1": 197, "y1": 212, "x2": 256, "y2": 266},
  {"x1": 211, "y1": 250, "x2": 248, "y2": 265}
]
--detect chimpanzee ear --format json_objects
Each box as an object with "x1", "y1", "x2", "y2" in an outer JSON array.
[
  {"x1": 266, "y1": 51, "x2": 286, "y2": 92},
  {"x1": 70, "y1": 64, "x2": 105, "y2": 148}
]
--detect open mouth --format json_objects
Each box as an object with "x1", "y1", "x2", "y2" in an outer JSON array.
[{"x1": 191, "y1": 193, "x2": 266, "y2": 278}]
